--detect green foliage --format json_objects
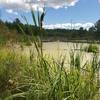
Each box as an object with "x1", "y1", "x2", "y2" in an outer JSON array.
[
  {"x1": 0, "y1": 49, "x2": 27, "y2": 99},
  {"x1": 84, "y1": 44, "x2": 99, "y2": 53},
  {"x1": 0, "y1": 35, "x2": 7, "y2": 46},
  {"x1": 1, "y1": 18, "x2": 100, "y2": 43},
  {"x1": 95, "y1": 20, "x2": 100, "y2": 33}
]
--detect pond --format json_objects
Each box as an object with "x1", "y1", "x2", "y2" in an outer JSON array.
[{"x1": 16, "y1": 42, "x2": 100, "y2": 68}]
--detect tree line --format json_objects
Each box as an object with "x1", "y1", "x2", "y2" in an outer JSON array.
[{"x1": 0, "y1": 18, "x2": 100, "y2": 42}]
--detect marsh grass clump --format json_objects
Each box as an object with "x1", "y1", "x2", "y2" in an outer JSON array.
[
  {"x1": 0, "y1": 49, "x2": 28, "y2": 99},
  {"x1": 0, "y1": 34, "x2": 7, "y2": 46},
  {"x1": 84, "y1": 44, "x2": 99, "y2": 53}
]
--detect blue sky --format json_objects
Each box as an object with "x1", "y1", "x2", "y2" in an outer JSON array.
[
  {"x1": 0, "y1": 0, "x2": 100, "y2": 29},
  {"x1": 45, "y1": 0, "x2": 100, "y2": 24}
]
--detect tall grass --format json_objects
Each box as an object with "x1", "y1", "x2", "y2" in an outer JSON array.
[
  {"x1": 0, "y1": 8, "x2": 100, "y2": 100},
  {"x1": 0, "y1": 47, "x2": 99, "y2": 100},
  {"x1": 84, "y1": 44, "x2": 99, "y2": 53}
]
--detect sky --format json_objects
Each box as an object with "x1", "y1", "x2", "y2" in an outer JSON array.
[{"x1": 0, "y1": 0, "x2": 100, "y2": 29}]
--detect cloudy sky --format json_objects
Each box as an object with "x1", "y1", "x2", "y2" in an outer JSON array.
[{"x1": 0, "y1": 0, "x2": 100, "y2": 29}]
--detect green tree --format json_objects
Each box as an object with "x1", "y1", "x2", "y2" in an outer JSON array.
[
  {"x1": 89, "y1": 26, "x2": 96, "y2": 33},
  {"x1": 79, "y1": 27, "x2": 84, "y2": 34},
  {"x1": 13, "y1": 18, "x2": 23, "y2": 33},
  {"x1": 95, "y1": 19, "x2": 100, "y2": 33}
]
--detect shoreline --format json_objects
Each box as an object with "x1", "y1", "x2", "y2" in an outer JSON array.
[{"x1": 42, "y1": 39, "x2": 100, "y2": 44}]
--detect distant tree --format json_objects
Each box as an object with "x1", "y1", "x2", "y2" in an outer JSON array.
[
  {"x1": 13, "y1": 18, "x2": 23, "y2": 33},
  {"x1": 13, "y1": 18, "x2": 21, "y2": 24},
  {"x1": 95, "y1": 19, "x2": 100, "y2": 33},
  {"x1": 89, "y1": 26, "x2": 96, "y2": 33},
  {"x1": 0, "y1": 20, "x2": 10, "y2": 38},
  {"x1": 79, "y1": 27, "x2": 84, "y2": 34},
  {"x1": 0, "y1": 19, "x2": 3, "y2": 24}
]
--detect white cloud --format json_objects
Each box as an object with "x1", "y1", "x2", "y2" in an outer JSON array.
[
  {"x1": 44, "y1": 22, "x2": 94, "y2": 30},
  {"x1": 6, "y1": 9, "x2": 18, "y2": 15},
  {"x1": 0, "y1": 0, "x2": 79, "y2": 14},
  {"x1": 6, "y1": 9, "x2": 13, "y2": 13}
]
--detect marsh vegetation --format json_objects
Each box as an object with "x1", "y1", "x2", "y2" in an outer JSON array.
[
  {"x1": 0, "y1": 42, "x2": 100, "y2": 100},
  {"x1": 0, "y1": 8, "x2": 100, "y2": 100}
]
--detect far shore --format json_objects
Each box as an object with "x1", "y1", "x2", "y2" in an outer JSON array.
[{"x1": 42, "y1": 39, "x2": 100, "y2": 44}]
